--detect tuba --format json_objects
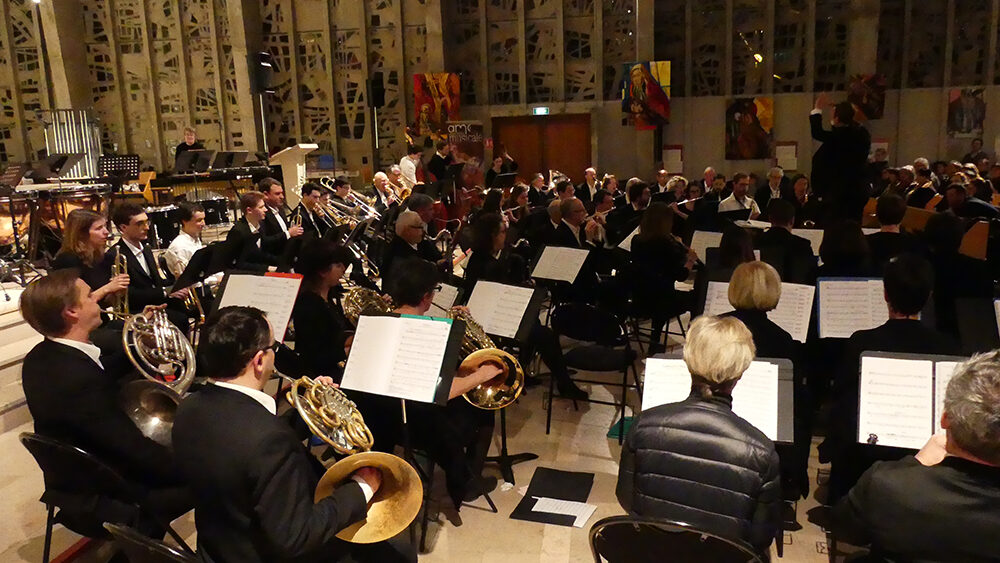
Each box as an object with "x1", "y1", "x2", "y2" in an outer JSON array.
[
  {"x1": 447, "y1": 308, "x2": 524, "y2": 410},
  {"x1": 118, "y1": 309, "x2": 198, "y2": 447},
  {"x1": 281, "y1": 375, "x2": 422, "y2": 543}
]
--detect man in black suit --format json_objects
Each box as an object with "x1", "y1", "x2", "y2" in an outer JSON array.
[
  {"x1": 754, "y1": 167, "x2": 794, "y2": 220},
  {"x1": 426, "y1": 140, "x2": 453, "y2": 182},
  {"x1": 810, "y1": 93, "x2": 872, "y2": 222},
  {"x1": 824, "y1": 254, "x2": 960, "y2": 503},
  {"x1": 110, "y1": 203, "x2": 191, "y2": 327},
  {"x1": 259, "y1": 177, "x2": 304, "y2": 256},
  {"x1": 866, "y1": 193, "x2": 925, "y2": 270},
  {"x1": 225, "y1": 191, "x2": 280, "y2": 272},
  {"x1": 173, "y1": 306, "x2": 413, "y2": 563},
  {"x1": 291, "y1": 182, "x2": 329, "y2": 238},
  {"x1": 606, "y1": 181, "x2": 650, "y2": 246},
  {"x1": 831, "y1": 350, "x2": 1000, "y2": 562},
  {"x1": 527, "y1": 173, "x2": 553, "y2": 206},
  {"x1": 524, "y1": 199, "x2": 562, "y2": 254},
  {"x1": 382, "y1": 210, "x2": 443, "y2": 289},
  {"x1": 574, "y1": 167, "x2": 599, "y2": 207},
  {"x1": 755, "y1": 200, "x2": 816, "y2": 284},
  {"x1": 20, "y1": 270, "x2": 192, "y2": 530},
  {"x1": 552, "y1": 197, "x2": 600, "y2": 249},
  {"x1": 925, "y1": 212, "x2": 995, "y2": 339}
]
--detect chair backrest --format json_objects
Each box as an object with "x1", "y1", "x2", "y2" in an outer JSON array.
[
  {"x1": 19, "y1": 432, "x2": 142, "y2": 503},
  {"x1": 589, "y1": 515, "x2": 762, "y2": 563},
  {"x1": 550, "y1": 302, "x2": 625, "y2": 345},
  {"x1": 105, "y1": 523, "x2": 197, "y2": 563}
]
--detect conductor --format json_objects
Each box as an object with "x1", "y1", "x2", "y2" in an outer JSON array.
[{"x1": 810, "y1": 93, "x2": 871, "y2": 223}]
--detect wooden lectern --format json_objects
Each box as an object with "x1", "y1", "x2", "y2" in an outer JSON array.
[{"x1": 269, "y1": 143, "x2": 318, "y2": 208}]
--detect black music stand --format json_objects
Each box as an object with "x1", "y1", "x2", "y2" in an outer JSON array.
[
  {"x1": 174, "y1": 149, "x2": 216, "y2": 174},
  {"x1": 98, "y1": 155, "x2": 140, "y2": 180},
  {"x1": 211, "y1": 151, "x2": 249, "y2": 170},
  {"x1": 27, "y1": 153, "x2": 85, "y2": 182},
  {"x1": 491, "y1": 172, "x2": 518, "y2": 190},
  {"x1": 0, "y1": 163, "x2": 28, "y2": 190},
  {"x1": 170, "y1": 246, "x2": 214, "y2": 292}
]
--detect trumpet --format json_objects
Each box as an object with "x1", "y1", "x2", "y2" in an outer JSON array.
[{"x1": 111, "y1": 246, "x2": 129, "y2": 317}]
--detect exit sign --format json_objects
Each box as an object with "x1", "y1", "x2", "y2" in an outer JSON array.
[{"x1": 532, "y1": 106, "x2": 550, "y2": 115}]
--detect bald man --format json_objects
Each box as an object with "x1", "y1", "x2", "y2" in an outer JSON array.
[{"x1": 575, "y1": 167, "x2": 599, "y2": 207}]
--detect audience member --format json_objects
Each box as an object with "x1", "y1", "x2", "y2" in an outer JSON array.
[{"x1": 924, "y1": 213, "x2": 994, "y2": 338}]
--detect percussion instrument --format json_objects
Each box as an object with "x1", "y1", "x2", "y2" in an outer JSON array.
[
  {"x1": 144, "y1": 204, "x2": 179, "y2": 249},
  {"x1": 33, "y1": 184, "x2": 110, "y2": 234},
  {"x1": 0, "y1": 191, "x2": 34, "y2": 249},
  {"x1": 196, "y1": 196, "x2": 231, "y2": 225}
]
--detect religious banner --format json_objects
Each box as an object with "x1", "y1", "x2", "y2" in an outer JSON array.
[
  {"x1": 947, "y1": 88, "x2": 986, "y2": 138},
  {"x1": 725, "y1": 97, "x2": 774, "y2": 160},
  {"x1": 621, "y1": 61, "x2": 671, "y2": 130},
  {"x1": 413, "y1": 73, "x2": 461, "y2": 139},
  {"x1": 446, "y1": 120, "x2": 485, "y2": 189},
  {"x1": 848, "y1": 73, "x2": 887, "y2": 120}
]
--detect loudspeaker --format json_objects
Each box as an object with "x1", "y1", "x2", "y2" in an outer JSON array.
[
  {"x1": 249, "y1": 51, "x2": 275, "y2": 95},
  {"x1": 369, "y1": 72, "x2": 386, "y2": 108}
]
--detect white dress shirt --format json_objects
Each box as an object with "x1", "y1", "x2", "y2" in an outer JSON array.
[
  {"x1": 248, "y1": 220, "x2": 262, "y2": 248},
  {"x1": 121, "y1": 237, "x2": 150, "y2": 276},
  {"x1": 399, "y1": 156, "x2": 418, "y2": 190},
  {"x1": 165, "y1": 231, "x2": 202, "y2": 275},
  {"x1": 718, "y1": 194, "x2": 761, "y2": 216},
  {"x1": 49, "y1": 337, "x2": 104, "y2": 369}
]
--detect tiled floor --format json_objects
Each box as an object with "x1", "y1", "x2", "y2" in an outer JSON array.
[{"x1": 0, "y1": 337, "x2": 839, "y2": 562}]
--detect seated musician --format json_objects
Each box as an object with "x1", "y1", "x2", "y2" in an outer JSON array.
[
  {"x1": 329, "y1": 177, "x2": 357, "y2": 213},
  {"x1": 224, "y1": 192, "x2": 280, "y2": 272},
  {"x1": 616, "y1": 315, "x2": 781, "y2": 555},
  {"x1": 720, "y1": 261, "x2": 811, "y2": 499},
  {"x1": 502, "y1": 184, "x2": 530, "y2": 224},
  {"x1": 382, "y1": 210, "x2": 443, "y2": 288},
  {"x1": 165, "y1": 202, "x2": 222, "y2": 290},
  {"x1": 110, "y1": 203, "x2": 191, "y2": 327},
  {"x1": 924, "y1": 212, "x2": 994, "y2": 338},
  {"x1": 628, "y1": 202, "x2": 698, "y2": 355},
  {"x1": 865, "y1": 193, "x2": 925, "y2": 270},
  {"x1": 290, "y1": 240, "x2": 353, "y2": 381},
  {"x1": 824, "y1": 253, "x2": 960, "y2": 503},
  {"x1": 718, "y1": 172, "x2": 762, "y2": 219},
  {"x1": 831, "y1": 351, "x2": 1000, "y2": 561},
  {"x1": 553, "y1": 197, "x2": 600, "y2": 248},
  {"x1": 51, "y1": 208, "x2": 129, "y2": 310},
  {"x1": 527, "y1": 172, "x2": 553, "y2": 206},
  {"x1": 404, "y1": 193, "x2": 440, "y2": 237},
  {"x1": 384, "y1": 257, "x2": 505, "y2": 506},
  {"x1": 172, "y1": 306, "x2": 414, "y2": 563},
  {"x1": 755, "y1": 199, "x2": 817, "y2": 284},
  {"x1": 293, "y1": 182, "x2": 329, "y2": 238},
  {"x1": 465, "y1": 213, "x2": 588, "y2": 399},
  {"x1": 484, "y1": 149, "x2": 518, "y2": 189},
  {"x1": 371, "y1": 171, "x2": 398, "y2": 211},
  {"x1": 606, "y1": 180, "x2": 650, "y2": 246},
  {"x1": 259, "y1": 177, "x2": 305, "y2": 256},
  {"x1": 20, "y1": 270, "x2": 193, "y2": 533}
]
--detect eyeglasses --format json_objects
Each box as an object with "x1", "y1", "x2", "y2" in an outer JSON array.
[{"x1": 263, "y1": 341, "x2": 281, "y2": 354}]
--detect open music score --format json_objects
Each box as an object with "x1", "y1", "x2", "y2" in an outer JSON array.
[
  {"x1": 531, "y1": 246, "x2": 589, "y2": 283},
  {"x1": 690, "y1": 231, "x2": 724, "y2": 263},
  {"x1": 466, "y1": 281, "x2": 535, "y2": 339},
  {"x1": 703, "y1": 281, "x2": 815, "y2": 343},
  {"x1": 857, "y1": 353, "x2": 966, "y2": 449},
  {"x1": 817, "y1": 278, "x2": 889, "y2": 339},
  {"x1": 215, "y1": 272, "x2": 302, "y2": 339},
  {"x1": 790, "y1": 229, "x2": 824, "y2": 256},
  {"x1": 618, "y1": 226, "x2": 640, "y2": 252},
  {"x1": 341, "y1": 315, "x2": 454, "y2": 403},
  {"x1": 430, "y1": 283, "x2": 460, "y2": 316},
  {"x1": 642, "y1": 358, "x2": 782, "y2": 441}
]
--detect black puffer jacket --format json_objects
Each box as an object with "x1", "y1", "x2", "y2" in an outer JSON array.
[{"x1": 616, "y1": 392, "x2": 782, "y2": 551}]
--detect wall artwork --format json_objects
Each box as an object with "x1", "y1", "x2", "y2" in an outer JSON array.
[
  {"x1": 725, "y1": 97, "x2": 774, "y2": 160},
  {"x1": 621, "y1": 61, "x2": 671, "y2": 130},
  {"x1": 413, "y1": 73, "x2": 461, "y2": 139},
  {"x1": 848, "y1": 73, "x2": 887, "y2": 120},
  {"x1": 446, "y1": 121, "x2": 485, "y2": 190},
  {"x1": 947, "y1": 88, "x2": 986, "y2": 138}
]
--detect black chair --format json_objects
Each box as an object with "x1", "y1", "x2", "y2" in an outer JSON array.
[
  {"x1": 105, "y1": 523, "x2": 197, "y2": 563},
  {"x1": 548, "y1": 303, "x2": 639, "y2": 444},
  {"x1": 19, "y1": 433, "x2": 193, "y2": 562},
  {"x1": 589, "y1": 515, "x2": 763, "y2": 563}
]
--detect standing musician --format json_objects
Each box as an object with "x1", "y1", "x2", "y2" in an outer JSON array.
[
  {"x1": 293, "y1": 182, "x2": 329, "y2": 238},
  {"x1": 259, "y1": 177, "x2": 305, "y2": 256},
  {"x1": 174, "y1": 126, "x2": 204, "y2": 162},
  {"x1": 225, "y1": 192, "x2": 280, "y2": 272},
  {"x1": 290, "y1": 241, "x2": 354, "y2": 381},
  {"x1": 398, "y1": 145, "x2": 421, "y2": 191},
  {"x1": 427, "y1": 140, "x2": 454, "y2": 182},
  {"x1": 484, "y1": 149, "x2": 518, "y2": 189},
  {"x1": 20, "y1": 270, "x2": 193, "y2": 535},
  {"x1": 173, "y1": 306, "x2": 414, "y2": 563}
]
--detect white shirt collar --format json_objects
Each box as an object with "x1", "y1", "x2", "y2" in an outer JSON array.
[
  {"x1": 49, "y1": 337, "x2": 103, "y2": 369},
  {"x1": 122, "y1": 237, "x2": 144, "y2": 257},
  {"x1": 562, "y1": 219, "x2": 580, "y2": 239},
  {"x1": 247, "y1": 219, "x2": 260, "y2": 234},
  {"x1": 212, "y1": 380, "x2": 276, "y2": 415}
]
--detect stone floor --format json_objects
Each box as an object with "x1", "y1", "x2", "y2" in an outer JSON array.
[{"x1": 0, "y1": 324, "x2": 842, "y2": 562}]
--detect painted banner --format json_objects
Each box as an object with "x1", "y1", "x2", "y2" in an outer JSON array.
[
  {"x1": 414, "y1": 73, "x2": 461, "y2": 139},
  {"x1": 948, "y1": 88, "x2": 986, "y2": 138},
  {"x1": 622, "y1": 61, "x2": 671, "y2": 130},
  {"x1": 725, "y1": 97, "x2": 774, "y2": 160},
  {"x1": 848, "y1": 73, "x2": 887, "y2": 120},
  {"x1": 446, "y1": 121, "x2": 484, "y2": 190}
]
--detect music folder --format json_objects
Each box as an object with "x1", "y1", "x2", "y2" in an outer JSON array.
[
  {"x1": 530, "y1": 245, "x2": 590, "y2": 283},
  {"x1": 857, "y1": 352, "x2": 967, "y2": 449},
  {"x1": 170, "y1": 246, "x2": 214, "y2": 292},
  {"x1": 701, "y1": 280, "x2": 815, "y2": 343},
  {"x1": 212, "y1": 271, "x2": 303, "y2": 340},
  {"x1": 340, "y1": 312, "x2": 465, "y2": 406},
  {"x1": 641, "y1": 356, "x2": 795, "y2": 443},
  {"x1": 465, "y1": 281, "x2": 543, "y2": 341},
  {"x1": 429, "y1": 282, "x2": 461, "y2": 316}
]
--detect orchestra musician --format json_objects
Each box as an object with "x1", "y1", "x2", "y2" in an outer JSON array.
[
  {"x1": 382, "y1": 210, "x2": 444, "y2": 288},
  {"x1": 174, "y1": 126, "x2": 204, "y2": 162},
  {"x1": 51, "y1": 209, "x2": 129, "y2": 311},
  {"x1": 718, "y1": 172, "x2": 762, "y2": 219},
  {"x1": 427, "y1": 140, "x2": 453, "y2": 181},
  {"x1": 652, "y1": 169, "x2": 670, "y2": 194},
  {"x1": 259, "y1": 177, "x2": 305, "y2": 256},
  {"x1": 371, "y1": 171, "x2": 398, "y2": 211},
  {"x1": 293, "y1": 182, "x2": 329, "y2": 238},
  {"x1": 224, "y1": 192, "x2": 280, "y2": 272},
  {"x1": 527, "y1": 173, "x2": 552, "y2": 206},
  {"x1": 606, "y1": 181, "x2": 650, "y2": 246},
  {"x1": 575, "y1": 167, "x2": 600, "y2": 207},
  {"x1": 165, "y1": 202, "x2": 223, "y2": 289},
  {"x1": 172, "y1": 306, "x2": 414, "y2": 563},
  {"x1": 399, "y1": 145, "x2": 421, "y2": 191},
  {"x1": 20, "y1": 270, "x2": 193, "y2": 536},
  {"x1": 484, "y1": 149, "x2": 518, "y2": 189},
  {"x1": 290, "y1": 241, "x2": 354, "y2": 381},
  {"x1": 329, "y1": 177, "x2": 357, "y2": 213}
]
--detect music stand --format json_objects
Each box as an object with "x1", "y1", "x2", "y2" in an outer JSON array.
[
  {"x1": 211, "y1": 151, "x2": 249, "y2": 170},
  {"x1": 170, "y1": 246, "x2": 214, "y2": 292},
  {"x1": 491, "y1": 172, "x2": 518, "y2": 190},
  {"x1": 28, "y1": 153, "x2": 85, "y2": 181},
  {"x1": 174, "y1": 149, "x2": 216, "y2": 174},
  {"x1": 0, "y1": 163, "x2": 28, "y2": 189},
  {"x1": 98, "y1": 155, "x2": 141, "y2": 180}
]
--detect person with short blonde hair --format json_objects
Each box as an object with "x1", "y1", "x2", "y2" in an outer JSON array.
[
  {"x1": 728, "y1": 260, "x2": 781, "y2": 312},
  {"x1": 617, "y1": 314, "x2": 780, "y2": 555}
]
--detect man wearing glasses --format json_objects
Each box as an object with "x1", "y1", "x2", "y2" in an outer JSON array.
[{"x1": 382, "y1": 209, "x2": 444, "y2": 288}]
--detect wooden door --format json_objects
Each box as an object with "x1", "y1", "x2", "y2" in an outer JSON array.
[{"x1": 492, "y1": 114, "x2": 591, "y2": 184}]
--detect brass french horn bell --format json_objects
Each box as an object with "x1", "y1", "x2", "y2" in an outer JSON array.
[{"x1": 448, "y1": 308, "x2": 524, "y2": 410}]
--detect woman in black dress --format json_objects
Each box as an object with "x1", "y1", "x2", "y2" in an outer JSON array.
[
  {"x1": 51, "y1": 209, "x2": 129, "y2": 304},
  {"x1": 290, "y1": 240, "x2": 353, "y2": 381}
]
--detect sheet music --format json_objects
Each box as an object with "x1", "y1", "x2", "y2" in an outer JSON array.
[
  {"x1": 466, "y1": 281, "x2": 534, "y2": 339},
  {"x1": 791, "y1": 229, "x2": 824, "y2": 256},
  {"x1": 776, "y1": 144, "x2": 798, "y2": 170},
  {"x1": 643, "y1": 358, "x2": 781, "y2": 440},
  {"x1": 215, "y1": 273, "x2": 302, "y2": 339},
  {"x1": 818, "y1": 279, "x2": 887, "y2": 338},
  {"x1": 690, "y1": 231, "x2": 724, "y2": 263},
  {"x1": 341, "y1": 315, "x2": 452, "y2": 402},
  {"x1": 429, "y1": 283, "x2": 460, "y2": 316},
  {"x1": 862, "y1": 228, "x2": 880, "y2": 236},
  {"x1": 618, "y1": 226, "x2": 640, "y2": 251},
  {"x1": 531, "y1": 497, "x2": 597, "y2": 528},
  {"x1": 702, "y1": 281, "x2": 814, "y2": 343},
  {"x1": 933, "y1": 361, "x2": 959, "y2": 434},
  {"x1": 731, "y1": 361, "x2": 780, "y2": 440},
  {"x1": 858, "y1": 356, "x2": 934, "y2": 449},
  {"x1": 531, "y1": 246, "x2": 589, "y2": 283}
]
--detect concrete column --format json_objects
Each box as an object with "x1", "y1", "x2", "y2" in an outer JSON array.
[
  {"x1": 845, "y1": 0, "x2": 880, "y2": 76},
  {"x1": 39, "y1": 0, "x2": 91, "y2": 109},
  {"x1": 228, "y1": 0, "x2": 265, "y2": 151}
]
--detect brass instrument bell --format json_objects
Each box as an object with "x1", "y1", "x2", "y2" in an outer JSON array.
[{"x1": 447, "y1": 308, "x2": 525, "y2": 410}]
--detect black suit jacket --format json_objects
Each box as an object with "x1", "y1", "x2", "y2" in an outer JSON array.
[
  {"x1": 291, "y1": 291, "x2": 350, "y2": 381},
  {"x1": 224, "y1": 218, "x2": 279, "y2": 273},
  {"x1": 754, "y1": 182, "x2": 795, "y2": 218},
  {"x1": 173, "y1": 385, "x2": 367, "y2": 563},
  {"x1": 606, "y1": 205, "x2": 643, "y2": 246},
  {"x1": 427, "y1": 153, "x2": 453, "y2": 182},
  {"x1": 22, "y1": 339, "x2": 179, "y2": 489},
  {"x1": 381, "y1": 236, "x2": 442, "y2": 289},
  {"x1": 292, "y1": 203, "x2": 327, "y2": 239},
  {"x1": 260, "y1": 208, "x2": 291, "y2": 256},
  {"x1": 574, "y1": 182, "x2": 597, "y2": 205},
  {"x1": 810, "y1": 113, "x2": 872, "y2": 220},
  {"x1": 865, "y1": 231, "x2": 925, "y2": 270},
  {"x1": 832, "y1": 456, "x2": 1000, "y2": 562},
  {"x1": 551, "y1": 221, "x2": 589, "y2": 249},
  {"x1": 112, "y1": 240, "x2": 169, "y2": 311},
  {"x1": 755, "y1": 228, "x2": 817, "y2": 284}
]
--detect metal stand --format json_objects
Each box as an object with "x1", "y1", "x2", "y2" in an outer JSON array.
[
  {"x1": 485, "y1": 408, "x2": 537, "y2": 485},
  {"x1": 4, "y1": 193, "x2": 43, "y2": 287}
]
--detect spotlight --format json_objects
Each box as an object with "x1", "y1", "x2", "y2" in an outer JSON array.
[{"x1": 753, "y1": 53, "x2": 764, "y2": 63}]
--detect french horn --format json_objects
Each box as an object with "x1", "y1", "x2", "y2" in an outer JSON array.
[
  {"x1": 281, "y1": 375, "x2": 422, "y2": 544},
  {"x1": 447, "y1": 308, "x2": 524, "y2": 410},
  {"x1": 118, "y1": 309, "x2": 197, "y2": 447},
  {"x1": 342, "y1": 287, "x2": 394, "y2": 327}
]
